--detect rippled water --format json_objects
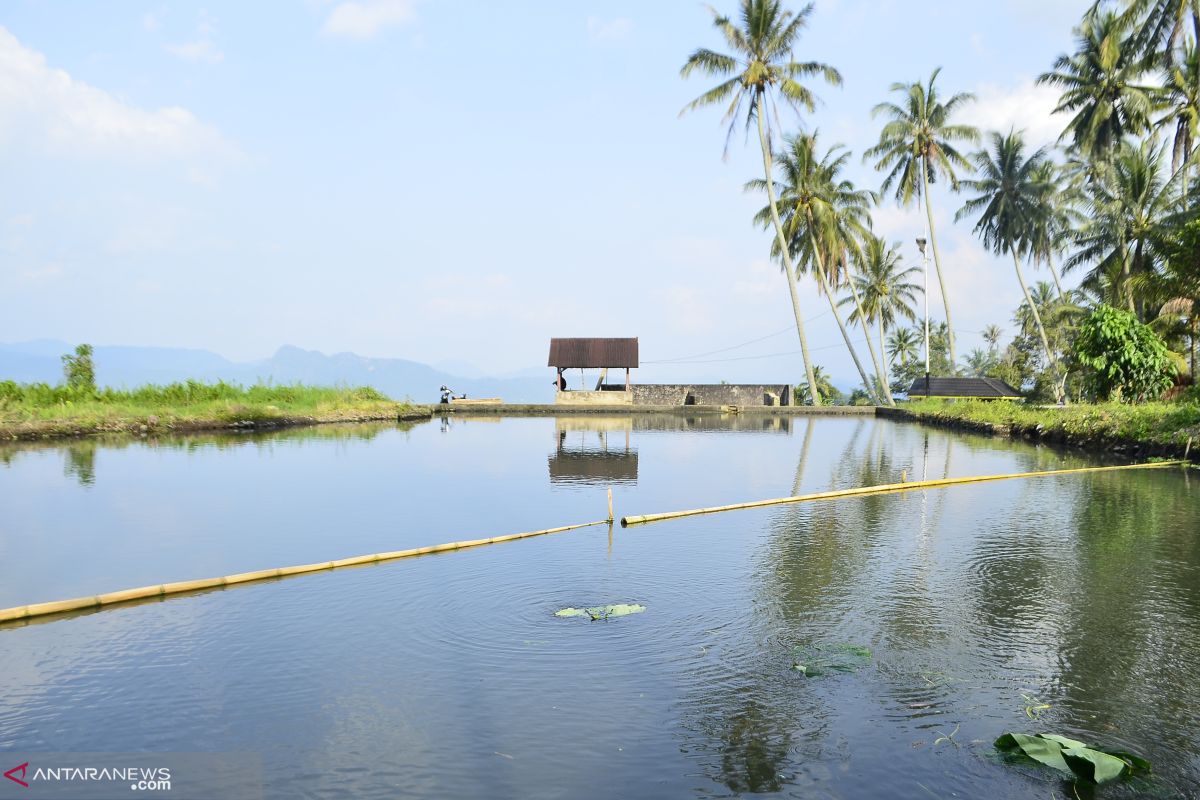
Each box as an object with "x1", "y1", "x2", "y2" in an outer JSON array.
[{"x1": 1, "y1": 414, "x2": 1198, "y2": 798}]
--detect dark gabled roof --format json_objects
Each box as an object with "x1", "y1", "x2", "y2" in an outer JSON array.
[
  {"x1": 548, "y1": 338, "x2": 638, "y2": 369},
  {"x1": 907, "y1": 376, "x2": 1022, "y2": 398}
]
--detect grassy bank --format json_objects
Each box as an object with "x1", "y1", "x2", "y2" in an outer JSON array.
[
  {"x1": 899, "y1": 398, "x2": 1200, "y2": 458},
  {"x1": 0, "y1": 380, "x2": 430, "y2": 440}
]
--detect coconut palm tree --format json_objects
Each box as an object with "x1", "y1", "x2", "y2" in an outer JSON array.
[
  {"x1": 981, "y1": 323, "x2": 1004, "y2": 356},
  {"x1": 1038, "y1": 8, "x2": 1157, "y2": 162},
  {"x1": 956, "y1": 130, "x2": 1067, "y2": 403},
  {"x1": 1028, "y1": 160, "x2": 1078, "y2": 299},
  {"x1": 748, "y1": 133, "x2": 892, "y2": 404},
  {"x1": 1157, "y1": 41, "x2": 1200, "y2": 198},
  {"x1": 680, "y1": 0, "x2": 840, "y2": 404},
  {"x1": 886, "y1": 327, "x2": 920, "y2": 368},
  {"x1": 963, "y1": 348, "x2": 994, "y2": 377},
  {"x1": 864, "y1": 68, "x2": 977, "y2": 370},
  {"x1": 1066, "y1": 137, "x2": 1183, "y2": 317},
  {"x1": 840, "y1": 235, "x2": 921, "y2": 387},
  {"x1": 1123, "y1": 0, "x2": 1200, "y2": 66}
]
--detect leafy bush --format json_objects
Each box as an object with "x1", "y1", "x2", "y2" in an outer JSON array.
[{"x1": 1073, "y1": 305, "x2": 1176, "y2": 402}]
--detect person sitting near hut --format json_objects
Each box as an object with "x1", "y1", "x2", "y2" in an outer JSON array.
[{"x1": 554, "y1": 370, "x2": 568, "y2": 392}]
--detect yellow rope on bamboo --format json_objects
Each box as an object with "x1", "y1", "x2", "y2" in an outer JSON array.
[
  {"x1": 0, "y1": 520, "x2": 608, "y2": 625},
  {"x1": 619, "y1": 461, "x2": 1188, "y2": 527}
]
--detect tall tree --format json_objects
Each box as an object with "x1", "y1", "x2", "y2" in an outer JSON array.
[
  {"x1": 864, "y1": 67, "x2": 978, "y2": 370},
  {"x1": 680, "y1": 0, "x2": 840, "y2": 403},
  {"x1": 841, "y1": 234, "x2": 922, "y2": 393},
  {"x1": 1028, "y1": 160, "x2": 1077, "y2": 299},
  {"x1": 1038, "y1": 8, "x2": 1157, "y2": 162},
  {"x1": 1122, "y1": 0, "x2": 1200, "y2": 66},
  {"x1": 886, "y1": 327, "x2": 920, "y2": 368},
  {"x1": 957, "y1": 130, "x2": 1068, "y2": 403},
  {"x1": 981, "y1": 323, "x2": 1004, "y2": 355},
  {"x1": 1157, "y1": 41, "x2": 1200, "y2": 197},
  {"x1": 749, "y1": 133, "x2": 892, "y2": 404},
  {"x1": 1066, "y1": 137, "x2": 1183, "y2": 317}
]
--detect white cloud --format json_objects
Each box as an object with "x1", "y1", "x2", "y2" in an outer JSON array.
[
  {"x1": 0, "y1": 26, "x2": 234, "y2": 159},
  {"x1": 166, "y1": 39, "x2": 223, "y2": 64},
  {"x1": 166, "y1": 12, "x2": 224, "y2": 64},
  {"x1": 322, "y1": 0, "x2": 417, "y2": 39},
  {"x1": 587, "y1": 16, "x2": 633, "y2": 42},
  {"x1": 961, "y1": 79, "x2": 1064, "y2": 150}
]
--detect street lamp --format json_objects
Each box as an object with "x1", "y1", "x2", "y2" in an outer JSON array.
[{"x1": 915, "y1": 236, "x2": 930, "y2": 395}]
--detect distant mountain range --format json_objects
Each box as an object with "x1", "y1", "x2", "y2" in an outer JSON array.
[{"x1": 0, "y1": 340, "x2": 552, "y2": 404}]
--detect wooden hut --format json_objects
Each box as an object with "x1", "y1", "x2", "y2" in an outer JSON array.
[{"x1": 548, "y1": 338, "x2": 638, "y2": 405}]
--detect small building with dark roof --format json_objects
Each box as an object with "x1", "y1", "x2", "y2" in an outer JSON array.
[
  {"x1": 549, "y1": 337, "x2": 638, "y2": 405},
  {"x1": 906, "y1": 376, "x2": 1022, "y2": 400}
]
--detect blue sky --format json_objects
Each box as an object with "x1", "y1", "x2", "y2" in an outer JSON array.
[{"x1": 1, "y1": 0, "x2": 1086, "y2": 387}]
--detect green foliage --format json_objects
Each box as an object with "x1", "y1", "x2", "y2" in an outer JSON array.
[
  {"x1": 0, "y1": 379, "x2": 404, "y2": 438},
  {"x1": 794, "y1": 366, "x2": 843, "y2": 405},
  {"x1": 61, "y1": 344, "x2": 96, "y2": 393},
  {"x1": 1074, "y1": 304, "x2": 1177, "y2": 401},
  {"x1": 995, "y1": 732, "x2": 1150, "y2": 784},
  {"x1": 904, "y1": 398, "x2": 1200, "y2": 448},
  {"x1": 891, "y1": 322, "x2": 955, "y2": 392}
]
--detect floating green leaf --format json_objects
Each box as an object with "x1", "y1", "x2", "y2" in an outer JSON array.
[
  {"x1": 791, "y1": 643, "x2": 872, "y2": 677},
  {"x1": 555, "y1": 604, "x2": 645, "y2": 621},
  {"x1": 995, "y1": 732, "x2": 1151, "y2": 784},
  {"x1": 995, "y1": 733, "x2": 1071, "y2": 773}
]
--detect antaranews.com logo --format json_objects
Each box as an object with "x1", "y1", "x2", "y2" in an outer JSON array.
[
  {"x1": 1, "y1": 753, "x2": 261, "y2": 799},
  {"x1": 4, "y1": 760, "x2": 170, "y2": 793}
]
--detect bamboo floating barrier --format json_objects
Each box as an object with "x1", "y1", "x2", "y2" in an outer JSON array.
[
  {"x1": 0, "y1": 519, "x2": 607, "y2": 625},
  {"x1": 620, "y1": 461, "x2": 1188, "y2": 527}
]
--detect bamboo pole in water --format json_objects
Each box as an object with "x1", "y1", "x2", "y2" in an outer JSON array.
[
  {"x1": 0, "y1": 519, "x2": 607, "y2": 625},
  {"x1": 620, "y1": 461, "x2": 1188, "y2": 527}
]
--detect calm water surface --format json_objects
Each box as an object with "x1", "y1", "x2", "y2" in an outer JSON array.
[{"x1": 1, "y1": 414, "x2": 1198, "y2": 799}]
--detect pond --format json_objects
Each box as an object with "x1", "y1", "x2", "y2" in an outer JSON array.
[{"x1": 1, "y1": 413, "x2": 1197, "y2": 798}]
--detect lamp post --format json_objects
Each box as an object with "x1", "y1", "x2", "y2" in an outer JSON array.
[{"x1": 916, "y1": 236, "x2": 930, "y2": 395}]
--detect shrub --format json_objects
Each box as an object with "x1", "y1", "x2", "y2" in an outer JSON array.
[{"x1": 1073, "y1": 305, "x2": 1176, "y2": 402}]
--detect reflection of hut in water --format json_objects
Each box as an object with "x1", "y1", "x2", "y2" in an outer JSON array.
[{"x1": 549, "y1": 416, "x2": 638, "y2": 486}]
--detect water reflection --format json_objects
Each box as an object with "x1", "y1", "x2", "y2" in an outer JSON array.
[
  {"x1": 64, "y1": 441, "x2": 97, "y2": 487},
  {"x1": 549, "y1": 417, "x2": 637, "y2": 487},
  {"x1": 2, "y1": 415, "x2": 1199, "y2": 798}
]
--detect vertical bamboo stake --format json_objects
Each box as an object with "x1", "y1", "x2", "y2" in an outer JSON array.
[
  {"x1": 1187, "y1": 437, "x2": 1194, "y2": 459},
  {"x1": 607, "y1": 488, "x2": 614, "y2": 522}
]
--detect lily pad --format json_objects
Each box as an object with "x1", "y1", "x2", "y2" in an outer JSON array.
[
  {"x1": 791, "y1": 643, "x2": 872, "y2": 677},
  {"x1": 555, "y1": 604, "x2": 645, "y2": 621},
  {"x1": 995, "y1": 732, "x2": 1151, "y2": 784}
]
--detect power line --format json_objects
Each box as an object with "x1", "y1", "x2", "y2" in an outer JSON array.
[
  {"x1": 642, "y1": 308, "x2": 833, "y2": 365},
  {"x1": 644, "y1": 337, "x2": 870, "y2": 365}
]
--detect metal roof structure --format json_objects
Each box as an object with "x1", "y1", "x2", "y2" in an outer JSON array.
[
  {"x1": 548, "y1": 338, "x2": 639, "y2": 369},
  {"x1": 907, "y1": 376, "x2": 1022, "y2": 398}
]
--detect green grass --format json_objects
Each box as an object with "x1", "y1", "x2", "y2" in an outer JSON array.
[
  {"x1": 0, "y1": 380, "x2": 425, "y2": 439},
  {"x1": 903, "y1": 397, "x2": 1200, "y2": 449}
]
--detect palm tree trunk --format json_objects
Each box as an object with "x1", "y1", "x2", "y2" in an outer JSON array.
[
  {"x1": 844, "y1": 274, "x2": 895, "y2": 405},
  {"x1": 878, "y1": 321, "x2": 891, "y2": 393},
  {"x1": 756, "y1": 110, "x2": 819, "y2": 404},
  {"x1": 830, "y1": 255, "x2": 897, "y2": 407},
  {"x1": 1012, "y1": 250, "x2": 1065, "y2": 404},
  {"x1": 1047, "y1": 253, "x2": 1066, "y2": 300},
  {"x1": 808, "y1": 239, "x2": 880, "y2": 405},
  {"x1": 922, "y1": 160, "x2": 957, "y2": 370}
]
